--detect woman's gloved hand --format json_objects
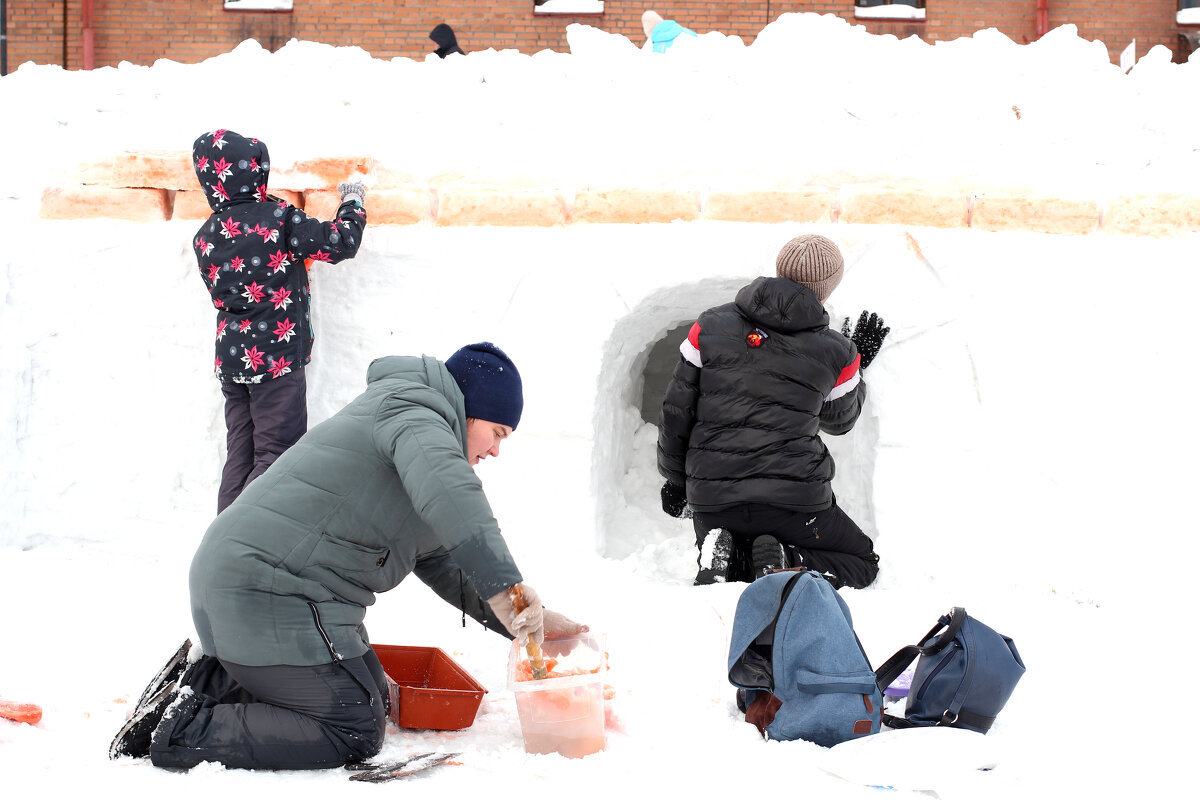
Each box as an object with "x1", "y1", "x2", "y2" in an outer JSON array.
[
  {"x1": 487, "y1": 584, "x2": 544, "y2": 644},
  {"x1": 544, "y1": 609, "x2": 588, "y2": 638}
]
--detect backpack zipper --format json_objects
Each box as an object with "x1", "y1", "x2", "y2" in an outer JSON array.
[{"x1": 913, "y1": 642, "x2": 959, "y2": 702}]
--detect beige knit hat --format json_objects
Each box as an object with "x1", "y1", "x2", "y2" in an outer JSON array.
[
  {"x1": 775, "y1": 234, "x2": 844, "y2": 303},
  {"x1": 642, "y1": 10, "x2": 664, "y2": 38}
]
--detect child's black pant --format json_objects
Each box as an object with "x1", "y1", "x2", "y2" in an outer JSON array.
[
  {"x1": 149, "y1": 649, "x2": 389, "y2": 771},
  {"x1": 692, "y1": 497, "x2": 879, "y2": 588},
  {"x1": 218, "y1": 368, "x2": 307, "y2": 513}
]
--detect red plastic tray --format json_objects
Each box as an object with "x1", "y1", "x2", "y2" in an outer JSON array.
[{"x1": 372, "y1": 644, "x2": 487, "y2": 730}]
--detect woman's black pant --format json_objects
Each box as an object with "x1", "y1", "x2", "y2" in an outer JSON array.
[{"x1": 150, "y1": 649, "x2": 389, "y2": 771}]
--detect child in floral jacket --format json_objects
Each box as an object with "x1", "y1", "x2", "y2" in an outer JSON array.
[{"x1": 192, "y1": 129, "x2": 367, "y2": 513}]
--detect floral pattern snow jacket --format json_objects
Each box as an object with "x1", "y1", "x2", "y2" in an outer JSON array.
[
  {"x1": 657, "y1": 276, "x2": 865, "y2": 513},
  {"x1": 192, "y1": 129, "x2": 366, "y2": 384}
]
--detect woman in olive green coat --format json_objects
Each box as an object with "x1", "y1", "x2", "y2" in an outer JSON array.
[{"x1": 111, "y1": 343, "x2": 585, "y2": 770}]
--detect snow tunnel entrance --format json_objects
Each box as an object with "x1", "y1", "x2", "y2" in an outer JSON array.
[
  {"x1": 638, "y1": 322, "x2": 692, "y2": 424},
  {"x1": 591, "y1": 281, "x2": 880, "y2": 576}
]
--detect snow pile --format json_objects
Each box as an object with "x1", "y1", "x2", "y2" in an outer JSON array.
[{"x1": 2, "y1": 13, "x2": 1198, "y2": 799}]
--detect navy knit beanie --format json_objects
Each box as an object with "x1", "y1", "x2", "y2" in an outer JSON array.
[{"x1": 445, "y1": 342, "x2": 524, "y2": 430}]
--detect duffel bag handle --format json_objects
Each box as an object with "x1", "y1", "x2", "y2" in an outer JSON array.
[
  {"x1": 874, "y1": 607, "x2": 967, "y2": 693},
  {"x1": 921, "y1": 607, "x2": 967, "y2": 655}
]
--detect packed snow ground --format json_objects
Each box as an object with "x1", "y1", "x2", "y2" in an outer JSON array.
[{"x1": 2, "y1": 13, "x2": 1198, "y2": 799}]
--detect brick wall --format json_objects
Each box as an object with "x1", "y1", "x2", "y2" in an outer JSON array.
[{"x1": 2, "y1": 1, "x2": 1191, "y2": 73}]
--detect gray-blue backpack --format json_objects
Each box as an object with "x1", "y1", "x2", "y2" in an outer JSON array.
[{"x1": 727, "y1": 569, "x2": 882, "y2": 746}]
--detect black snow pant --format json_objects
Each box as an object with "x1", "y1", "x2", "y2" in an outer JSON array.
[
  {"x1": 692, "y1": 497, "x2": 880, "y2": 589},
  {"x1": 217, "y1": 367, "x2": 307, "y2": 514},
  {"x1": 149, "y1": 649, "x2": 389, "y2": 771}
]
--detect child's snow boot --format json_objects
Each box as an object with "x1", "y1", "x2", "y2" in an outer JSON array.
[
  {"x1": 751, "y1": 535, "x2": 789, "y2": 579},
  {"x1": 694, "y1": 528, "x2": 734, "y2": 585}
]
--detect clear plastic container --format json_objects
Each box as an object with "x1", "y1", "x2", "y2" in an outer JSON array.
[{"x1": 507, "y1": 632, "x2": 607, "y2": 758}]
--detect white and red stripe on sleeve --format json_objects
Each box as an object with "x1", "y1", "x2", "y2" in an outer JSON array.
[
  {"x1": 824, "y1": 353, "x2": 861, "y2": 402},
  {"x1": 679, "y1": 322, "x2": 702, "y2": 367}
]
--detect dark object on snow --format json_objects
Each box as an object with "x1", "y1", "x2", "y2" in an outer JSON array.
[
  {"x1": 347, "y1": 752, "x2": 461, "y2": 782},
  {"x1": 841, "y1": 310, "x2": 890, "y2": 370},
  {"x1": 874, "y1": 608, "x2": 1026, "y2": 734},
  {"x1": 429, "y1": 23, "x2": 465, "y2": 58},
  {"x1": 133, "y1": 639, "x2": 193, "y2": 712},
  {"x1": 110, "y1": 681, "x2": 179, "y2": 759}
]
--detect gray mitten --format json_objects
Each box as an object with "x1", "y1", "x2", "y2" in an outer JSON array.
[{"x1": 337, "y1": 180, "x2": 366, "y2": 207}]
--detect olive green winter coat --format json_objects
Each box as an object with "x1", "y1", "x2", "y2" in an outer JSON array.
[{"x1": 189, "y1": 355, "x2": 522, "y2": 667}]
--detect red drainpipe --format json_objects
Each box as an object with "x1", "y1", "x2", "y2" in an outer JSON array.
[
  {"x1": 1036, "y1": 0, "x2": 1049, "y2": 39},
  {"x1": 82, "y1": 0, "x2": 95, "y2": 70}
]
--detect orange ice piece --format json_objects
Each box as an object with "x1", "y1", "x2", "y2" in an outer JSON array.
[{"x1": 0, "y1": 700, "x2": 43, "y2": 725}]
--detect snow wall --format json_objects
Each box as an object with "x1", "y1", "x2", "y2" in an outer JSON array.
[{"x1": 8, "y1": 213, "x2": 1194, "y2": 610}]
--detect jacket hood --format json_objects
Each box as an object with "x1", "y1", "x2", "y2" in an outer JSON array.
[
  {"x1": 735, "y1": 276, "x2": 830, "y2": 333},
  {"x1": 430, "y1": 24, "x2": 464, "y2": 56},
  {"x1": 193, "y1": 129, "x2": 271, "y2": 212},
  {"x1": 366, "y1": 354, "x2": 463, "y2": 406}
]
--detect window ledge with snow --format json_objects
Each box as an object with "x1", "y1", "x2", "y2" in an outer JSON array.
[
  {"x1": 1179, "y1": 9, "x2": 1200, "y2": 24},
  {"x1": 224, "y1": 0, "x2": 293, "y2": 11},
  {"x1": 855, "y1": 6, "x2": 925, "y2": 21},
  {"x1": 534, "y1": 0, "x2": 604, "y2": 14}
]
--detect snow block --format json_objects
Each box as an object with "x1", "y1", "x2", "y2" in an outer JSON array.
[
  {"x1": 572, "y1": 189, "x2": 700, "y2": 224},
  {"x1": 1103, "y1": 194, "x2": 1200, "y2": 237},
  {"x1": 436, "y1": 188, "x2": 565, "y2": 227},
  {"x1": 703, "y1": 190, "x2": 835, "y2": 223},
  {"x1": 39, "y1": 186, "x2": 171, "y2": 222},
  {"x1": 111, "y1": 150, "x2": 195, "y2": 190},
  {"x1": 274, "y1": 156, "x2": 374, "y2": 192},
  {"x1": 971, "y1": 194, "x2": 1099, "y2": 235},
  {"x1": 305, "y1": 188, "x2": 427, "y2": 225},
  {"x1": 171, "y1": 190, "x2": 214, "y2": 220},
  {"x1": 364, "y1": 188, "x2": 431, "y2": 225},
  {"x1": 65, "y1": 156, "x2": 116, "y2": 186},
  {"x1": 841, "y1": 187, "x2": 969, "y2": 229},
  {"x1": 303, "y1": 190, "x2": 345, "y2": 221}
]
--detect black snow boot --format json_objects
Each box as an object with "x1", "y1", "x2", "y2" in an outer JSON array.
[
  {"x1": 109, "y1": 680, "x2": 181, "y2": 759},
  {"x1": 751, "y1": 535, "x2": 789, "y2": 579},
  {"x1": 133, "y1": 639, "x2": 193, "y2": 714},
  {"x1": 694, "y1": 528, "x2": 734, "y2": 585}
]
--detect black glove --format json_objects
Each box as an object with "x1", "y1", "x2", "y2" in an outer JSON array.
[
  {"x1": 660, "y1": 482, "x2": 690, "y2": 518},
  {"x1": 841, "y1": 310, "x2": 890, "y2": 371}
]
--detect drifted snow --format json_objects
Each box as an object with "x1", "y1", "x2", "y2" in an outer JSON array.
[{"x1": 2, "y1": 13, "x2": 1197, "y2": 799}]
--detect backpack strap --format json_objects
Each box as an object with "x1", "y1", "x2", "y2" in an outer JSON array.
[
  {"x1": 942, "y1": 612, "x2": 977, "y2": 725},
  {"x1": 883, "y1": 707, "x2": 996, "y2": 731},
  {"x1": 874, "y1": 607, "x2": 967, "y2": 692}
]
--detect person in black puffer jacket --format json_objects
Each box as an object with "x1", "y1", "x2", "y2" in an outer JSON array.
[
  {"x1": 657, "y1": 234, "x2": 890, "y2": 589},
  {"x1": 429, "y1": 23, "x2": 466, "y2": 58},
  {"x1": 192, "y1": 129, "x2": 367, "y2": 513}
]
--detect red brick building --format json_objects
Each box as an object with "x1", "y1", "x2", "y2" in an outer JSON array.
[{"x1": 3, "y1": 1, "x2": 1197, "y2": 75}]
